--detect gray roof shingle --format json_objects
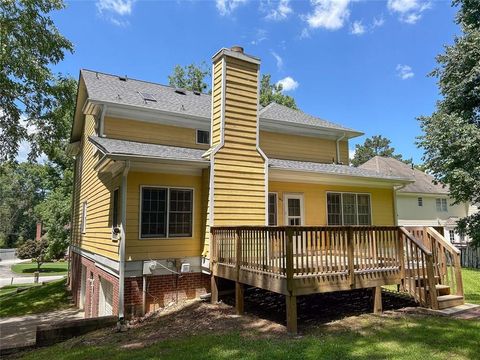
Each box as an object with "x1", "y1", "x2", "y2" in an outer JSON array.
[
  {"x1": 270, "y1": 158, "x2": 411, "y2": 182},
  {"x1": 81, "y1": 69, "x2": 361, "y2": 135},
  {"x1": 359, "y1": 156, "x2": 449, "y2": 194},
  {"x1": 89, "y1": 136, "x2": 207, "y2": 162}
]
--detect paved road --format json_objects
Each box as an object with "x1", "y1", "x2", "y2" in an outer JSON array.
[
  {"x1": 0, "y1": 259, "x2": 66, "y2": 287},
  {"x1": 0, "y1": 308, "x2": 84, "y2": 351}
]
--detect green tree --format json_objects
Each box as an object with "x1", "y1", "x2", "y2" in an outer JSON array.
[
  {"x1": 418, "y1": 0, "x2": 480, "y2": 245},
  {"x1": 16, "y1": 238, "x2": 49, "y2": 273},
  {"x1": 259, "y1": 74, "x2": 297, "y2": 109},
  {"x1": 351, "y1": 135, "x2": 405, "y2": 167},
  {"x1": 168, "y1": 62, "x2": 211, "y2": 93},
  {"x1": 0, "y1": 0, "x2": 73, "y2": 162}
]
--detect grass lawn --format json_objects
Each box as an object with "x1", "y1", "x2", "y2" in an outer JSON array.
[
  {"x1": 20, "y1": 305, "x2": 480, "y2": 360},
  {"x1": 11, "y1": 261, "x2": 68, "y2": 276},
  {"x1": 0, "y1": 283, "x2": 41, "y2": 296},
  {"x1": 462, "y1": 267, "x2": 480, "y2": 304},
  {"x1": 0, "y1": 279, "x2": 71, "y2": 318}
]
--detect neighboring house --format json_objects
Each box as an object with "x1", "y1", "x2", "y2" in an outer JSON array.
[
  {"x1": 359, "y1": 156, "x2": 476, "y2": 244},
  {"x1": 68, "y1": 46, "x2": 412, "y2": 319}
]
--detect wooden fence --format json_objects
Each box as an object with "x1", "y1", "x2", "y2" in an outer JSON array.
[{"x1": 457, "y1": 245, "x2": 480, "y2": 268}]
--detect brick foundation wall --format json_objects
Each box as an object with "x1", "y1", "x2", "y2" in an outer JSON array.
[
  {"x1": 70, "y1": 251, "x2": 120, "y2": 318},
  {"x1": 125, "y1": 273, "x2": 211, "y2": 315}
]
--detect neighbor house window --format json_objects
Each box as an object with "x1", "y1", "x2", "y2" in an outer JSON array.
[
  {"x1": 436, "y1": 198, "x2": 447, "y2": 212},
  {"x1": 268, "y1": 193, "x2": 277, "y2": 226},
  {"x1": 196, "y1": 130, "x2": 210, "y2": 145},
  {"x1": 327, "y1": 193, "x2": 371, "y2": 226},
  {"x1": 140, "y1": 187, "x2": 193, "y2": 238},
  {"x1": 418, "y1": 197, "x2": 423, "y2": 207},
  {"x1": 449, "y1": 230, "x2": 455, "y2": 243},
  {"x1": 112, "y1": 189, "x2": 119, "y2": 228},
  {"x1": 81, "y1": 201, "x2": 87, "y2": 234}
]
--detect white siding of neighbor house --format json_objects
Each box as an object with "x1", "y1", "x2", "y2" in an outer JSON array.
[{"x1": 397, "y1": 194, "x2": 468, "y2": 226}]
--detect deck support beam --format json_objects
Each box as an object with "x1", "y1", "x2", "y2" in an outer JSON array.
[
  {"x1": 286, "y1": 295, "x2": 297, "y2": 334},
  {"x1": 372, "y1": 286, "x2": 382, "y2": 314},
  {"x1": 235, "y1": 282, "x2": 244, "y2": 315},
  {"x1": 211, "y1": 276, "x2": 219, "y2": 304}
]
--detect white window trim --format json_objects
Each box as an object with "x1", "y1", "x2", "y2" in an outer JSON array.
[
  {"x1": 283, "y1": 193, "x2": 305, "y2": 226},
  {"x1": 139, "y1": 185, "x2": 195, "y2": 240},
  {"x1": 81, "y1": 201, "x2": 87, "y2": 234},
  {"x1": 326, "y1": 191, "x2": 372, "y2": 226},
  {"x1": 196, "y1": 129, "x2": 210, "y2": 145},
  {"x1": 268, "y1": 192, "x2": 278, "y2": 226}
]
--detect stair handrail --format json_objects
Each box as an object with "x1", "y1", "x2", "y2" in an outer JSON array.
[
  {"x1": 399, "y1": 227, "x2": 433, "y2": 255},
  {"x1": 426, "y1": 227, "x2": 460, "y2": 255}
]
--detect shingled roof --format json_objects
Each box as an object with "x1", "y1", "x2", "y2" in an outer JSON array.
[
  {"x1": 270, "y1": 158, "x2": 411, "y2": 182},
  {"x1": 81, "y1": 69, "x2": 362, "y2": 136},
  {"x1": 359, "y1": 156, "x2": 449, "y2": 194}
]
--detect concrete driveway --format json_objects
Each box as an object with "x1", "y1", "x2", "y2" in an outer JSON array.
[
  {"x1": 0, "y1": 259, "x2": 66, "y2": 287},
  {"x1": 0, "y1": 308, "x2": 84, "y2": 351}
]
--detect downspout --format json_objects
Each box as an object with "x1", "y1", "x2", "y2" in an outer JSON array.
[
  {"x1": 119, "y1": 160, "x2": 130, "y2": 321},
  {"x1": 67, "y1": 155, "x2": 78, "y2": 288},
  {"x1": 335, "y1": 132, "x2": 346, "y2": 164},
  {"x1": 393, "y1": 184, "x2": 406, "y2": 226},
  {"x1": 99, "y1": 104, "x2": 107, "y2": 137}
]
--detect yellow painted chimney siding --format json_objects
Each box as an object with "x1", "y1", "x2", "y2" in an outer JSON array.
[
  {"x1": 209, "y1": 50, "x2": 267, "y2": 229},
  {"x1": 71, "y1": 114, "x2": 121, "y2": 260}
]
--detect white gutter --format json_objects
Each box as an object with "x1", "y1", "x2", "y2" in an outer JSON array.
[
  {"x1": 335, "y1": 132, "x2": 346, "y2": 164},
  {"x1": 393, "y1": 184, "x2": 407, "y2": 226},
  {"x1": 118, "y1": 161, "x2": 130, "y2": 321},
  {"x1": 99, "y1": 104, "x2": 107, "y2": 137}
]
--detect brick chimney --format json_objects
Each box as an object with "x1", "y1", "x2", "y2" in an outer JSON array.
[{"x1": 207, "y1": 46, "x2": 267, "y2": 228}]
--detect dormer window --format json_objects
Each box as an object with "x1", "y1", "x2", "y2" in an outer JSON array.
[{"x1": 196, "y1": 130, "x2": 210, "y2": 145}]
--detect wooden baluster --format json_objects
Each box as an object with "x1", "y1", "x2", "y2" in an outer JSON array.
[
  {"x1": 347, "y1": 227, "x2": 355, "y2": 288},
  {"x1": 397, "y1": 229, "x2": 405, "y2": 291},
  {"x1": 425, "y1": 252, "x2": 439, "y2": 309},
  {"x1": 285, "y1": 227, "x2": 297, "y2": 334}
]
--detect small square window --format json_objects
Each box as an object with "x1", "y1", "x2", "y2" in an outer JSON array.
[
  {"x1": 196, "y1": 130, "x2": 210, "y2": 145},
  {"x1": 418, "y1": 197, "x2": 423, "y2": 206}
]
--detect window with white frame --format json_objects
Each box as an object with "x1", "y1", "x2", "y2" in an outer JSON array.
[
  {"x1": 140, "y1": 187, "x2": 193, "y2": 238},
  {"x1": 418, "y1": 197, "x2": 423, "y2": 207},
  {"x1": 436, "y1": 198, "x2": 447, "y2": 212},
  {"x1": 196, "y1": 130, "x2": 210, "y2": 145},
  {"x1": 268, "y1": 193, "x2": 277, "y2": 226},
  {"x1": 327, "y1": 193, "x2": 371, "y2": 226},
  {"x1": 449, "y1": 230, "x2": 455, "y2": 242},
  {"x1": 81, "y1": 201, "x2": 87, "y2": 234}
]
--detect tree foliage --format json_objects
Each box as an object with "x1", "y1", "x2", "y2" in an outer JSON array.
[
  {"x1": 259, "y1": 74, "x2": 297, "y2": 109},
  {"x1": 16, "y1": 238, "x2": 49, "y2": 272},
  {"x1": 351, "y1": 135, "x2": 406, "y2": 167},
  {"x1": 168, "y1": 62, "x2": 211, "y2": 93},
  {"x1": 418, "y1": 0, "x2": 480, "y2": 245},
  {"x1": 0, "y1": 0, "x2": 74, "y2": 162}
]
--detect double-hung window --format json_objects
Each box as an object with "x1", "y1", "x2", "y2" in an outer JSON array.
[
  {"x1": 140, "y1": 187, "x2": 193, "y2": 238},
  {"x1": 327, "y1": 192, "x2": 371, "y2": 225},
  {"x1": 436, "y1": 198, "x2": 447, "y2": 212}
]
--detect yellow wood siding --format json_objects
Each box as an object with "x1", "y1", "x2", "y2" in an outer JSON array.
[
  {"x1": 211, "y1": 53, "x2": 266, "y2": 229},
  {"x1": 125, "y1": 172, "x2": 204, "y2": 260},
  {"x1": 260, "y1": 131, "x2": 349, "y2": 164},
  {"x1": 269, "y1": 181, "x2": 395, "y2": 226},
  {"x1": 103, "y1": 116, "x2": 209, "y2": 150},
  {"x1": 211, "y1": 61, "x2": 223, "y2": 147},
  {"x1": 71, "y1": 115, "x2": 121, "y2": 260}
]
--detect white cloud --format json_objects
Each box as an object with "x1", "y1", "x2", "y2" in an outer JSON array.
[
  {"x1": 96, "y1": 0, "x2": 135, "y2": 26},
  {"x1": 300, "y1": 28, "x2": 311, "y2": 39},
  {"x1": 271, "y1": 51, "x2": 283, "y2": 70},
  {"x1": 350, "y1": 20, "x2": 365, "y2": 35},
  {"x1": 216, "y1": 0, "x2": 248, "y2": 16},
  {"x1": 372, "y1": 16, "x2": 385, "y2": 28},
  {"x1": 349, "y1": 148, "x2": 356, "y2": 160},
  {"x1": 250, "y1": 29, "x2": 268, "y2": 45},
  {"x1": 277, "y1": 76, "x2": 299, "y2": 91},
  {"x1": 387, "y1": 0, "x2": 431, "y2": 24},
  {"x1": 396, "y1": 64, "x2": 414, "y2": 80},
  {"x1": 264, "y1": 0, "x2": 293, "y2": 21},
  {"x1": 305, "y1": 0, "x2": 351, "y2": 30}
]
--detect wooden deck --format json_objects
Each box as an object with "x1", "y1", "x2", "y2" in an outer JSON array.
[{"x1": 210, "y1": 226, "x2": 464, "y2": 333}]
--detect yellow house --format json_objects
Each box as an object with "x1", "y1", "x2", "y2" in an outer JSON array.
[{"x1": 68, "y1": 46, "x2": 423, "y2": 319}]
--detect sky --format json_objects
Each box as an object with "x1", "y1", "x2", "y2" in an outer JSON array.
[{"x1": 47, "y1": 0, "x2": 460, "y2": 164}]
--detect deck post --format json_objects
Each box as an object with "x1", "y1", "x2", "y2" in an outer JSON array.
[
  {"x1": 397, "y1": 229, "x2": 406, "y2": 291},
  {"x1": 347, "y1": 227, "x2": 355, "y2": 288},
  {"x1": 286, "y1": 294, "x2": 297, "y2": 334},
  {"x1": 235, "y1": 282, "x2": 244, "y2": 315},
  {"x1": 211, "y1": 276, "x2": 219, "y2": 304},
  {"x1": 372, "y1": 286, "x2": 382, "y2": 314},
  {"x1": 425, "y1": 254, "x2": 439, "y2": 310},
  {"x1": 285, "y1": 228, "x2": 298, "y2": 334}
]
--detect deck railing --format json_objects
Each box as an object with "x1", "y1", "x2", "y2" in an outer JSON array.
[{"x1": 211, "y1": 226, "x2": 439, "y2": 307}]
